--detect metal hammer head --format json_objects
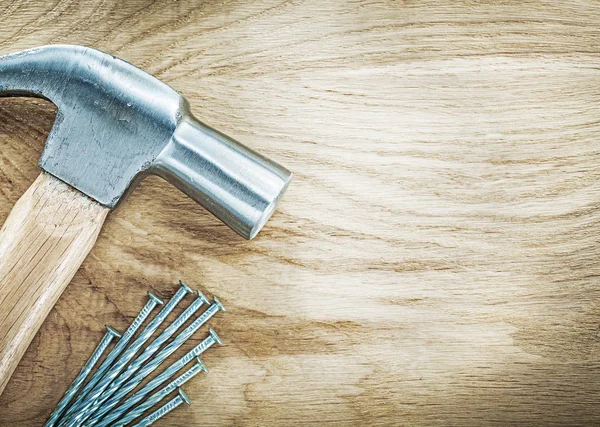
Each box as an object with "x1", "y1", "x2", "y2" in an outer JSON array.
[{"x1": 0, "y1": 45, "x2": 291, "y2": 239}]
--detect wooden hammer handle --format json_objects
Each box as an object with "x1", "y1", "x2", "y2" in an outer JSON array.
[{"x1": 0, "y1": 172, "x2": 109, "y2": 395}]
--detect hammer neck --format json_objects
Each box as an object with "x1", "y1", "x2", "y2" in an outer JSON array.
[{"x1": 153, "y1": 116, "x2": 291, "y2": 240}]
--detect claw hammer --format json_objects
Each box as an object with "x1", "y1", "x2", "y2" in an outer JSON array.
[{"x1": 0, "y1": 45, "x2": 291, "y2": 394}]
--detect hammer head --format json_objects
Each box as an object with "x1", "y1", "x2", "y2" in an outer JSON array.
[{"x1": 0, "y1": 45, "x2": 291, "y2": 239}]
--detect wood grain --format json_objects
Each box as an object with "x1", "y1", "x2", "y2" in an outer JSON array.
[
  {"x1": 0, "y1": 1, "x2": 599, "y2": 426},
  {"x1": 0, "y1": 172, "x2": 109, "y2": 395}
]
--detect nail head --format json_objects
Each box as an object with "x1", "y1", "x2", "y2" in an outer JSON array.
[
  {"x1": 148, "y1": 291, "x2": 165, "y2": 305},
  {"x1": 196, "y1": 356, "x2": 208, "y2": 373},
  {"x1": 179, "y1": 280, "x2": 194, "y2": 294},
  {"x1": 213, "y1": 296, "x2": 225, "y2": 312},
  {"x1": 178, "y1": 388, "x2": 191, "y2": 405},
  {"x1": 209, "y1": 328, "x2": 223, "y2": 345},
  {"x1": 197, "y1": 290, "x2": 209, "y2": 305},
  {"x1": 105, "y1": 325, "x2": 122, "y2": 338}
]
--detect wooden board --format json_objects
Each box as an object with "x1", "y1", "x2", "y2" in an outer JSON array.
[{"x1": 1, "y1": 1, "x2": 599, "y2": 425}]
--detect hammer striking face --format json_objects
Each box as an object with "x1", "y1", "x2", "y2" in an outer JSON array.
[
  {"x1": 0, "y1": 45, "x2": 291, "y2": 239},
  {"x1": 0, "y1": 45, "x2": 291, "y2": 395}
]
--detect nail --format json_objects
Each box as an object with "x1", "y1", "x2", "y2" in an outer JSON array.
[
  {"x1": 69, "y1": 283, "x2": 193, "y2": 425},
  {"x1": 93, "y1": 329, "x2": 221, "y2": 427},
  {"x1": 110, "y1": 357, "x2": 207, "y2": 426},
  {"x1": 82, "y1": 291, "x2": 210, "y2": 426},
  {"x1": 60, "y1": 292, "x2": 164, "y2": 425},
  {"x1": 124, "y1": 300, "x2": 224, "y2": 390},
  {"x1": 131, "y1": 388, "x2": 191, "y2": 427},
  {"x1": 44, "y1": 325, "x2": 121, "y2": 427}
]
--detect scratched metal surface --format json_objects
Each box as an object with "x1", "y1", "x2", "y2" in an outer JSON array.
[{"x1": 0, "y1": 45, "x2": 181, "y2": 207}]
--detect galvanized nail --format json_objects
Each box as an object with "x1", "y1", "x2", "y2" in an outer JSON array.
[
  {"x1": 112, "y1": 357, "x2": 207, "y2": 426},
  {"x1": 131, "y1": 388, "x2": 191, "y2": 427},
  {"x1": 60, "y1": 292, "x2": 163, "y2": 425},
  {"x1": 69, "y1": 283, "x2": 193, "y2": 425},
  {"x1": 82, "y1": 291, "x2": 210, "y2": 426},
  {"x1": 93, "y1": 329, "x2": 222, "y2": 427},
  {"x1": 44, "y1": 325, "x2": 121, "y2": 427}
]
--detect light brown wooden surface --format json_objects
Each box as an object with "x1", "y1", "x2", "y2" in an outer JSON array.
[
  {"x1": 0, "y1": 1, "x2": 599, "y2": 426},
  {"x1": 0, "y1": 172, "x2": 108, "y2": 395}
]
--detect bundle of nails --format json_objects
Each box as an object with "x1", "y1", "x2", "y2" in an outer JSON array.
[{"x1": 44, "y1": 281, "x2": 225, "y2": 427}]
